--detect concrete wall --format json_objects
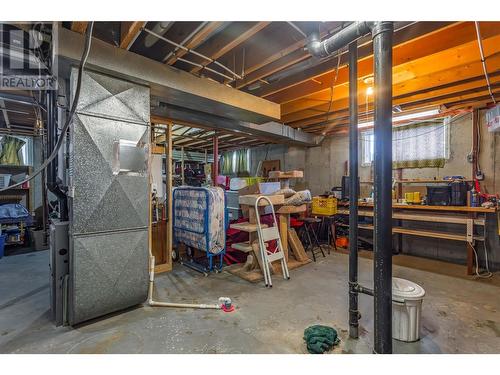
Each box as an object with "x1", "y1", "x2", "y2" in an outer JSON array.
[{"x1": 249, "y1": 111, "x2": 500, "y2": 270}]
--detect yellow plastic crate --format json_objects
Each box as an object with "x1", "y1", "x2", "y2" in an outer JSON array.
[{"x1": 312, "y1": 196, "x2": 337, "y2": 215}]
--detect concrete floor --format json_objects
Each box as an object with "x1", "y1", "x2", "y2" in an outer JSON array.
[{"x1": 0, "y1": 250, "x2": 499, "y2": 354}]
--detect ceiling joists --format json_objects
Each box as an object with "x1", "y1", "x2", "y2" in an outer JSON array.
[
  {"x1": 186, "y1": 22, "x2": 271, "y2": 75},
  {"x1": 120, "y1": 21, "x2": 146, "y2": 49},
  {"x1": 71, "y1": 22, "x2": 88, "y2": 34},
  {"x1": 165, "y1": 22, "x2": 225, "y2": 65},
  {"x1": 29, "y1": 21, "x2": 500, "y2": 141}
]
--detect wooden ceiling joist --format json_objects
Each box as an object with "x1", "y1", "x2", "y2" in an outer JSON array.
[
  {"x1": 275, "y1": 22, "x2": 500, "y2": 107},
  {"x1": 71, "y1": 22, "x2": 88, "y2": 34},
  {"x1": 164, "y1": 22, "x2": 224, "y2": 65},
  {"x1": 230, "y1": 23, "x2": 346, "y2": 89},
  {"x1": 120, "y1": 21, "x2": 146, "y2": 49},
  {"x1": 188, "y1": 22, "x2": 270, "y2": 75},
  {"x1": 281, "y1": 29, "x2": 500, "y2": 128},
  {"x1": 296, "y1": 84, "x2": 500, "y2": 134},
  {"x1": 249, "y1": 21, "x2": 455, "y2": 101},
  {"x1": 285, "y1": 56, "x2": 500, "y2": 127},
  {"x1": 68, "y1": 21, "x2": 500, "y2": 141}
]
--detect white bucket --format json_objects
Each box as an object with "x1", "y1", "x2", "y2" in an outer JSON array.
[{"x1": 392, "y1": 277, "x2": 425, "y2": 342}]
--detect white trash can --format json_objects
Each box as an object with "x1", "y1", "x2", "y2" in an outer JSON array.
[{"x1": 392, "y1": 277, "x2": 426, "y2": 342}]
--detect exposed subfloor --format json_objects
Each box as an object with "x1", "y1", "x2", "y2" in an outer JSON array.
[{"x1": 0, "y1": 250, "x2": 499, "y2": 354}]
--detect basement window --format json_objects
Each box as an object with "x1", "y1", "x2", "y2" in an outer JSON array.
[{"x1": 361, "y1": 118, "x2": 450, "y2": 168}]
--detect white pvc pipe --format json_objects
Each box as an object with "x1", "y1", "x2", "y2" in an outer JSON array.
[
  {"x1": 149, "y1": 301, "x2": 221, "y2": 309},
  {"x1": 147, "y1": 256, "x2": 222, "y2": 310}
]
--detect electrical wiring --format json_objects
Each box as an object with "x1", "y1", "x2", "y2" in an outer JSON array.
[
  {"x1": 0, "y1": 22, "x2": 94, "y2": 193},
  {"x1": 323, "y1": 50, "x2": 343, "y2": 134},
  {"x1": 361, "y1": 121, "x2": 447, "y2": 143},
  {"x1": 470, "y1": 214, "x2": 493, "y2": 279},
  {"x1": 471, "y1": 243, "x2": 493, "y2": 279},
  {"x1": 360, "y1": 112, "x2": 473, "y2": 144}
]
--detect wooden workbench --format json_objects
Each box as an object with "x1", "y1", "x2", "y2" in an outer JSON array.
[
  {"x1": 336, "y1": 202, "x2": 496, "y2": 275},
  {"x1": 226, "y1": 194, "x2": 310, "y2": 283}
]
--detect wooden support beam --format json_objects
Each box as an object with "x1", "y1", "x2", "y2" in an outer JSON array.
[
  {"x1": 120, "y1": 21, "x2": 146, "y2": 50},
  {"x1": 197, "y1": 135, "x2": 247, "y2": 147},
  {"x1": 71, "y1": 22, "x2": 88, "y2": 34},
  {"x1": 153, "y1": 122, "x2": 173, "y2": 274}
]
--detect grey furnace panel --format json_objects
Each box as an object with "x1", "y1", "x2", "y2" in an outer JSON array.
[{"x1": 68, "y1": 69, "x2": 150, "y2": 325}]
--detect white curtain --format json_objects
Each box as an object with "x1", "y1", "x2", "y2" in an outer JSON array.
[{"x1": 361, "y1": 118, "x2": 450, "y2": 168}]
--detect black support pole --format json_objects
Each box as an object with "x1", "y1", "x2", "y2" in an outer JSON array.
[
  {"x1": 348, "y1": 41, "x2": 359, "y2": 340},
  {"x1": 372, "y1": 21, "x2": 394, "y2": 354}
]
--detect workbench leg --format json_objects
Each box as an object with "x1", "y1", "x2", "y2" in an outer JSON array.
[
  {"x1": 251, "y1": 240, "x2": 266, "y2": 273},
  {"x1": 466, "y1": 242, "x2": 474, "y2": 276},
  {"x1": 279, "y1": 214, "x2": 289, "y2": 262},
  {"x1": 330, "y1": 218, "x2": 338, "y2": 251}
]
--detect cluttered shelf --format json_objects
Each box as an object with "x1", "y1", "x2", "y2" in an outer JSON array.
[
  {"x1": 333, "y1": 200, "x2": 495, "y2": 276},
  {"x1": 0, "y1": 165, "x2": 35, "y2": 251},
  {"x1": 335, "y1": 222, "x2": 485, "y2": 242},
  {"x1": 338, "y1": 201, "x2": 496, "y2": 213},
  {"x1": 361, "y1": 178, "x2": 475, "y2": 184}
]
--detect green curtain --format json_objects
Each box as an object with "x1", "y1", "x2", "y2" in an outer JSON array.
[
  {"x1": 220, "y1": 149, "x2": 249, "y2": 176},
  {"x1": 221, "y1": 151, "x2": 233, "y2": 175},
  {"x1": 0, "y1": 135, "x2": 25, "y2": 165},
  {"x1": 235, "y1": 149, "x2": 249, "y2": 176}
]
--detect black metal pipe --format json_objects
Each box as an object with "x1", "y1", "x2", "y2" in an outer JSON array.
[
  {"x1": 372, "y1": 21, "x2": 394, "y2": 355},
  {"x1": 307, "y1": 22, "x2": 373, "y2": 58},
  {"x1": 348, "y1": 41, "x2": 359, "y2": 340}
]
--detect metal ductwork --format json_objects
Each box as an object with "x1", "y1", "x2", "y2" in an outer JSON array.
[
  {"x1": 307, "y1": 21, "x2": 394, "y2": 354},
  {"x1": 56, "y1": 26, "x2": 280, "y2": 125},
  {"x1": 307, "y1": 22, "x2": 374, "y2": 58},
  {"x1": 152, "y1": 103, "x2": 323, "y2": 147}
]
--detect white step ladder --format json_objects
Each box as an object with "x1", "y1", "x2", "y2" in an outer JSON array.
[{"x1": 254, "y1": 195, "x2": 290, "y2": 287}]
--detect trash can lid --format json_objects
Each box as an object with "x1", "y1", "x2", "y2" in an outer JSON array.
[{"x1": 392, "y1": 277, "x2": 425, "y2": 302}]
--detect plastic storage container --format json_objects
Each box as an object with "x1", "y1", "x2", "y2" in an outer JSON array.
[
  {"x1": 392, "y1": 277, "x2": 426, "y2": 342},
  {"x1": 312, "y1": 196, "x2": 337, "y2": 215}
]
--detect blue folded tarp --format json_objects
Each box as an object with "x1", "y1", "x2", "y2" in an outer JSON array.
[{"x1": 0, "y1": 203, "x2": 33, "y2": 225}]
